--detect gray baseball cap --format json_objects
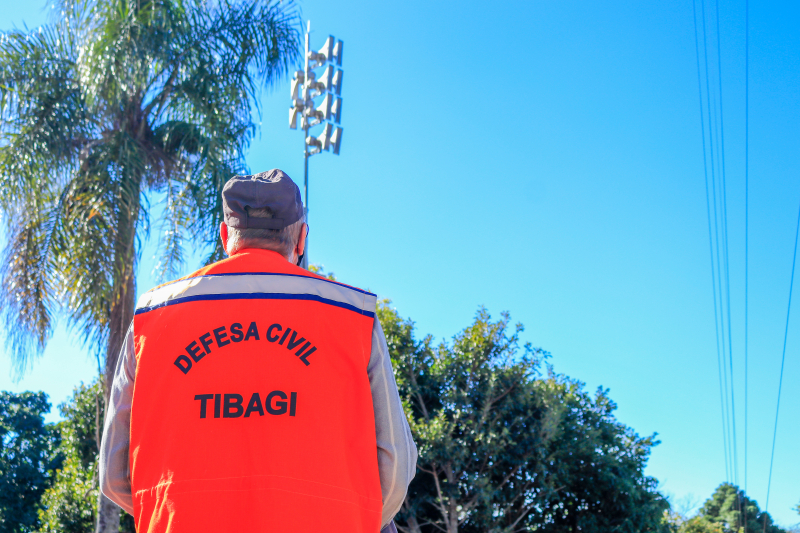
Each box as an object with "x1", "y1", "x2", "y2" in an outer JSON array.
[{"x1": 222, "y1": 169, "x2": 304, "y2": 230}]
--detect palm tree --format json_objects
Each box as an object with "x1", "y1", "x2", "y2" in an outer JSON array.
[{"x1": 0, "y1": 0, "x2": 300, "y2": 530}]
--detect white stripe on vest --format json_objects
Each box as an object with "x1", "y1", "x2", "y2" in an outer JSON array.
[{"x1": 135, "y1": 273, "x2": 377, "y2": 317}]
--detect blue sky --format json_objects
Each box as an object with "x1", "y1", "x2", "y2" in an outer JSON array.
[{"x1": 2, "y1": 0, "x2": 799, "y2": 526}]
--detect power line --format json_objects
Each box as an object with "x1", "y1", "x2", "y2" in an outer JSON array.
[
  {"x1": 704, "y1": 4, "x2": 736, "y2": 481},
  {"x1": 703, "y1": 4, "x2": 733, "y2": 482},
  {"x1": 744, "y1": 0, "x2": 749, "y2": 529},
  {"x1": 693, "y1": 0, "x2": 731, "y2": 481},
  {"x1": 709, "y1": 112, "x2": 735, "y2": 480},
  {"x1": 713, "y1": 0, "x2": 738, "y2": 486},
  {"x1": 764, "y1": 197, "x2": 800, "y2": 521},
  {"x1": 744, "y1": 0, "x2": 749, "y2": 500}
]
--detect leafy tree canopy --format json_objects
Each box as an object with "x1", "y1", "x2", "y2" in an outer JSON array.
[
  {"x1": 37, "y1": 380, "x2": 139, "y2": 533},
  {"x1": 698, "y1": 483, "x2": 785, "y2": 533},
  {"x1": 677, "y1": 516, "x2": 724, "y2": 533},
  {"x1": 0, "y1": 0, "x2": 300, "y2": 375},
  {"x1": 665, "y1": 484, "x2": 790, "y2": 533},
  {"x1": 378, "y1": 302, "x2": 669, "y2": 533},
  {"x1": 0, "y1": 391, "x2": 60, "y2": 533}
]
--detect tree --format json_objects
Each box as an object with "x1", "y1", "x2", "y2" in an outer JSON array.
[
  {"x1": 696, "y1": 483, "x2": 785, "y2": 533},
  {"x1": 678, "y1": 517, "x2": 724, "y2": 533},
  {"x1": 380, "y1": 304, "x2": 547, "y2": 533},
  {"x1": 0, "y1": 382, "x2": 128, "y2": 533},
  {"x1": 37, "y1": 454, "x2": 98, "y2": 533},
  {"x1": 530, "y1": 375, "x2": 669, "y2": 533},
  {"x1": 37, "y1": 380, "x2": 124, "y2": 533},
  {"x1": 0, "y1": 0, "x2": 300, "y2": 530},
  {"x1": 0, "y1": 391, "x2": 60, "y2": 533},
  {"x1": 378, "y1": 303, "x2": 669, "y2": 533},
  {"x1": 665, "y1": 484, "x2": 788, "y2": 533}
]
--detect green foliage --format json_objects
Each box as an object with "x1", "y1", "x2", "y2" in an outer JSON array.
[
  {"x1": 695, "y1": 483, "x2": 785, "y2": 533},
  {"x1": 55, "y1": 382, "x2": 102, "y2": 471},
  {"x1": 680, "y1": 517, "x2": 724, "y2": 533},
  {"x1": 381, "y1": 303, "x2": 544, "y2": 533},
  {"x1": 309, "y1": 264, "x2": 336, "y2": 280},
  {"x1": 666, "y1": 485, "x2": 788, "y2": 533},
  {"x1": 37, "y1": 381, "x2": 101, "y2": 533},
  {"x1": 0, "y1": 391, "x2": 59, "y2": 533},
  {"x1": 37, "y1": 455, "x2": 96, "y2": 533},
  {"x1": 0, "y1": 0, "x2": 301, "y2": 372},
  {"x1": 533, "y1": 375, "x2": 669, "y2": 533},
  {"x1": 378, "y1": 302, "x2": 669, "y2": 533}
]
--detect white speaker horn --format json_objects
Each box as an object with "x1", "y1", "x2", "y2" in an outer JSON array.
[
  {"x1": 308, "y1": 35, "x2": 335, "y2": 67},
  {"x1": 332, "y1": 40, "x2": 343, "y2": 66},
  {"x1": 331, "y1": 97, "x2": 342, "y2": 124},
  {"x1": 316, "y1": 93, "x2": 333, "y2": 121},
  {"x1": 317, "y1": 123, "x2": 333, "y2": 151},
  {"x1": 330, "y1": 126, "x2": 343, "y2": 155},
  {"x1": 319, "y1": 65, "x2": 335, "y2": 92},
  {"x1": 331, "y1": 69, "x2": 343, "y2": 95},
  {"x1": 290, "y1": 77, "x2": 303, "y2": 100}
]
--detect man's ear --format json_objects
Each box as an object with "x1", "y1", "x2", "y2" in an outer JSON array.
[
  {"x1": 296, "y1": 223, "x2": 307, "y2": 258},
  {"x1": 220, "y1": 221, "x2": 230, "y2": 256}
]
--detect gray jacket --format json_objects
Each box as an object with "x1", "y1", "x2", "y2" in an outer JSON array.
[{"x1": 99, "y1": 315, "x2": 416, "y2": 530}]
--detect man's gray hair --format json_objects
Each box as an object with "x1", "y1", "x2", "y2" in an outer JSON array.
[{"x1": 226, "y1": 206, "x2": 305, "y2": 257}]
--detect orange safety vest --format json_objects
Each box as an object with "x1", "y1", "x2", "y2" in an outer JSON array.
[{"x1": 129, "y1": 248, "x2": 382, "y2": 532}]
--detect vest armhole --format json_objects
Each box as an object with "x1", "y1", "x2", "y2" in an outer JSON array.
[{"x1": 363, "y1": 293, "x2": 376, "y2": 370}]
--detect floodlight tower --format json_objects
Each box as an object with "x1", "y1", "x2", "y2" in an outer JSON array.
[{"x1": 289, "y1": 21, "x2": 344, "y2": 269}]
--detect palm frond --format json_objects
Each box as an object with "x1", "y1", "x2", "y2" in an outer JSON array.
[
  {"x1": 0, "y1": 25, "x2": 88, "y2": 210},
  {"x1": 0, "y1": 215, "x2": 58, "y2": 375},
  {"x1": 153, "y1": 175, "x2": 191, "y2": 281},
  {"x1": 56, "y1": 170, "x2": 115, "y2": 316},
  {"x1": 0, "y1": 0, "x2": 302, "y2": 376}
]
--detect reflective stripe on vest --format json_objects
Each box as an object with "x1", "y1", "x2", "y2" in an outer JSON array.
[
  {"x1": 129, "y1": 250, "x2": 382, "y2": 533},
  {"x1": 135, "y1": 272, "x2": 377, "y2": 318}
]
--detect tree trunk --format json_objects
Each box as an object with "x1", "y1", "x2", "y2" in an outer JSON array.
[
  {"x1": 447, "y1": 500, "x2": 458, "y2": 533},
  {"x1": 397, "y1": 499, "x2": 423, "y2": 533},
  {"x1": 102, "y1": 252, "x2": 136, "y2": 411},
  {"x1": 445, "y1": 463, "x2": 458, "y2": 533},
  {"x1": 96, "y1": 498, "x2": 121, "y2": 533},
  {"x1": 96, "y1": 189, "x2": 139, "y2": 533},
  {"x1": 398, "y1": 516, "x2": 423, "y2": 533}
]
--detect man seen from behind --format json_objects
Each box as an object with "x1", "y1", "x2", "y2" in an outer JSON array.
[{"x1": 99, "y1": 169, "x2": 417, "y2": 532}]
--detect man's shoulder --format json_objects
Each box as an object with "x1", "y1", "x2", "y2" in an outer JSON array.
[
  {"x1": 136, "y1": 252, "x2": 375, "y2": 313},
  {"x1": 305, "y1": 266, "x2": 374, "y2": 297}
]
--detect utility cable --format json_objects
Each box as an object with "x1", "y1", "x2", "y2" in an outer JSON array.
[
  {"x1": 702, "y1": 4, "x2": 734, "y2": 480},
  {"x1": 744, "y1": 0, "x2": 749, "y2": 529},
  {"x1": 709, "y1": 98, "x2": 733, "y2": 480},
  {"x1": 714, "y1": 0, "x2": 738, "y2": 487},
  {"x1": 764, "y1": 197, "x2": 800, "y2": 528},
  {"x1": 711, "y1": 101, "x2": 735, "y2": 480},
  {"x1": 693, "y1": 0, "x2": 731, "y2": 481},
  {"x1": 703, "y1": 6, "x2": 731, "y2": 482},
  {"x1": 744, "y1": 0, "x2": 749, "y2": 501}
]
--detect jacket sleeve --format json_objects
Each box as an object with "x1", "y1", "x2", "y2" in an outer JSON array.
[
  {"x1": 367, "y1": 318, "x2": 418, "y2": 528},
  {"x1": 98, "y1": 322, "x2": 136, "y2": 515}
]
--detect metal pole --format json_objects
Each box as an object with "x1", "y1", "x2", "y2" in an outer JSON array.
[
  {"x1": 301, "y1": 21, "x2": 310, "y2": 270},
  {"x1": 302, "y1": 144, "x2": 309, "y2": 270}
]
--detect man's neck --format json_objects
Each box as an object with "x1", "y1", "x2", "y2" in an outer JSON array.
[{"x1": 232, "y1": 247, "x2": 290, "y2": 263}]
